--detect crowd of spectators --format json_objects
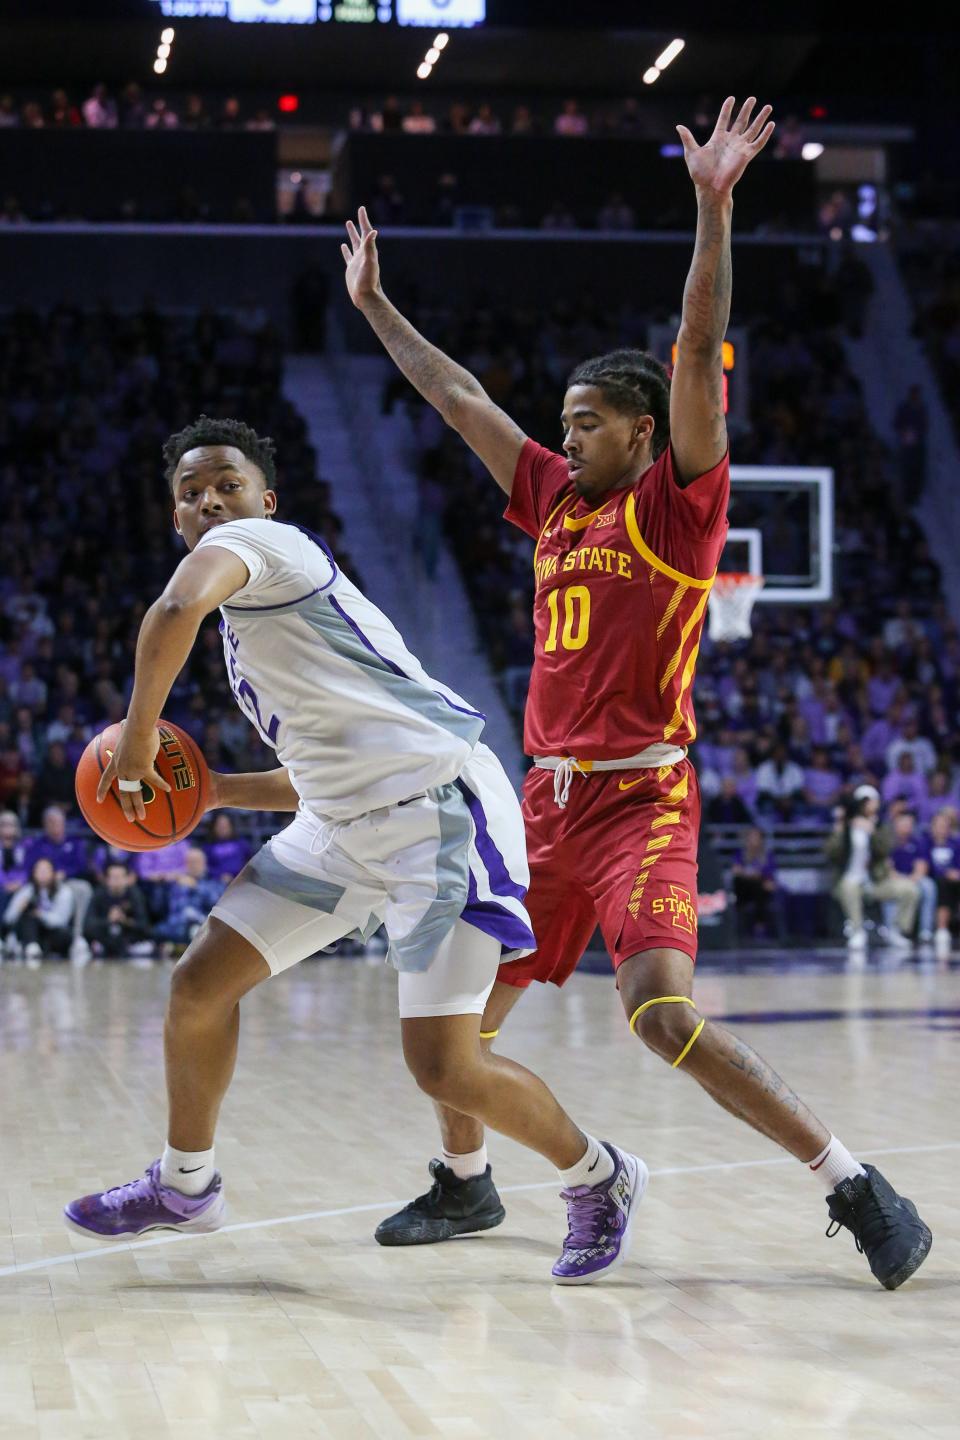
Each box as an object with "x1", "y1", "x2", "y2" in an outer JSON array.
[
  {"x1": 0, "y1": 84, "x2": 816, "y2": 230},
  {"x1": 0, "y1": 299, "x2": 355, "y2": 961},
  {"x1": 0, "y1": 84, "x2": 276, "y2": 135},
  {"x1": 0, "y1": 84, "x2": 809, "y2": 155},
  {"x1": 1, "y1": 801, "x2": 243, "y2": 964},
  {"x1": 393, "y1": 249, "x2": 960, "y2": 944},
  {"x1": 825, "y1": 785, "x2": 960, "y2": 956},
  {"x1": 351, "y1": 94, "x2": 807, "y2": 154}
]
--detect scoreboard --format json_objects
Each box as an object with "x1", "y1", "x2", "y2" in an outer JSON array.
[
  {"x1": 647, "y1": 324, "x2": 750, "y2": 437},
  {"x1": 149, "y1": 0, "x2": 485, "y2": 22}
]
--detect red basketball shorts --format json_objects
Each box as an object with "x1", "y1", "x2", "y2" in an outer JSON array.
[{"x1": 498, "y1": 759, "x2": 701, "y2": 989}]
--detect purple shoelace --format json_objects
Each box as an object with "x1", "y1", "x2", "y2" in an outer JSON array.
[
  {"x1": 101, "y1": 1169, "x2": 160, "y2": 1212},
  {"x1": 560, "y1": 1185, "x2": 613, "y2": 1247}
]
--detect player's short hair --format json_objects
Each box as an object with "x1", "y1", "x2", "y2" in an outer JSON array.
[
  {"x1": 162, "y1": 415, "x2": 277, "y2": 492},
  {"x1": 567, "y1": 349, "x2": 671, "y2": 457}
]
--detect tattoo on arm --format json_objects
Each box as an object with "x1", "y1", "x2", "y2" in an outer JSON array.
[
  {"x1": 679, "y1": 196, "x2": 733, "y2": 357},
  {"x1": 671, "y1": 195, "x2": 733, "y2": 473},
  {"x1": 362, "y1": 295, "x2": 485, "y2": 421}
]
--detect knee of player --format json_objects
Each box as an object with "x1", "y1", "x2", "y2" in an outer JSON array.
[
  {"x1": 405, "y1": 1049, "x2": 476, "y2": 1106},
  {"x1": 631, "y1": 999, "x2": 702, "y2": 1060},
  {"x1": 168, "y1": 949, "x2": 231, "y2": 1021}
]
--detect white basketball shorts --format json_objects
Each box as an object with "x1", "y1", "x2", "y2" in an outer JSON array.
[{"x1": 210, "y1": 743, "x2": 535, "y2": 1018}]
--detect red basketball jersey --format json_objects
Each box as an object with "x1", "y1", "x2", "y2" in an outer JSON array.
[{"x1": 505, "y1": 439, "x2": 729, "y2": 759}]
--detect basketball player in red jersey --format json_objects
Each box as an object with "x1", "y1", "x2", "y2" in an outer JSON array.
[{"x1": 344, "y1": 97, "x2": 931, "y2": 1288}]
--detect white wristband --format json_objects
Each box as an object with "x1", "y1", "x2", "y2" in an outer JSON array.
[{"x1": 117, "y1": 779, "x2": 143, "y2": 793}]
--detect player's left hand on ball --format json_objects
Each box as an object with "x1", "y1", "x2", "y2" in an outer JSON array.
[
  {"x1": 676, "y1": 96, "x2": 775, "y2": 197},
  {"x1": 96, "y1": 722, "x2": 171, "y2": 823}
]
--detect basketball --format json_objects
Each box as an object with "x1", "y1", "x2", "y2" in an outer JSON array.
[{"x1": 74, "y1": 720, "x2": 210, "y2": 851}]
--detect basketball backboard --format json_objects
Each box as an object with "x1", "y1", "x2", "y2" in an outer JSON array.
[{"x1": 723, "y1": 466, "x2": 834, "y2": 604}]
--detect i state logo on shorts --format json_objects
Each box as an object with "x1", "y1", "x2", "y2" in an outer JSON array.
[{"x1": 651, "y1": 885, "x2": 697, "y2": 934}]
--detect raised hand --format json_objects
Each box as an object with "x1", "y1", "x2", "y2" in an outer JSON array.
[
  {"x1": 676, "y1": 97, "x2": 775, "y2": 198},
  {"x1": 341, "y1": 205, "x2": 382, "y2": 309}
]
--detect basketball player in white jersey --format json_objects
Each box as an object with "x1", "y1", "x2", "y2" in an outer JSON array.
[{"x1": 63, "y1": 416, "x2": 647, "y2": 1284}]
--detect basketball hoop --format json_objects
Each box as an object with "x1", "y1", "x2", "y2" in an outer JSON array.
[{"x1": 708, "y1": 573, "x2": 764, "y2": 642}]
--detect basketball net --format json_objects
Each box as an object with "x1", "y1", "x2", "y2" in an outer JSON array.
[{"x1": 708, "y1": 573, "x2": 764, "y2": 642}]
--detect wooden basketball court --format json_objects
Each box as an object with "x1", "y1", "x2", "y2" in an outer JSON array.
[{"x1": 1, "y1": 952, "x2": 957, "y2": 1438}]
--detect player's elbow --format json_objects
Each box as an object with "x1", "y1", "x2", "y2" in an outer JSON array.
[
  {"x1": 675, "y1": 328, "x2": 723, "y2": 365},
  {"x1": 441, "y1": 379, "x2": 483, "y2": 431},
  {"x1": 153, "y1": 591, "x2": 210, "y2": 625}
]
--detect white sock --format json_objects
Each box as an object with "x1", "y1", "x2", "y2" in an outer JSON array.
[
  {"x1": 557, "y1": 1134, "x2": 615, "y2": 1189},
  {"x1": 160, "y1": 1143, "x2": 216, "y2": 1196},
  {"x1": 442, "y1": 1144, "x2": 488, "y2": 1180},
  {"x1": 807, "y1": 1135, "x2": 865, "y2": 1193}
]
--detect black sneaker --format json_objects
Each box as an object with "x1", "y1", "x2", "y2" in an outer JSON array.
[
  {"x1": 825, "y1": 1163, "x2": 932, "y2": 1290},
  {"x1": 374, "y1": 1160, "x2": 506, "y2": 1246}
]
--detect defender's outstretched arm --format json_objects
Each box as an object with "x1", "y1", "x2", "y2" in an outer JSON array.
[
  {"x1": 342, "y1": 206, "x2": 527, "y2": 496},
  {"x1": 671, "y1": 96, "x2": 775, "y2": 486}
]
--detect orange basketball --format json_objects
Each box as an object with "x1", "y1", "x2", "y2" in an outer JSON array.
[{"x1": 75, "y1": 720, "x2": 210, "y2": 851}]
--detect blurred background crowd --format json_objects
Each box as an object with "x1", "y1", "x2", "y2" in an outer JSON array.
[{"x1": 1, "y1": 5, "x2": 958, "y2": 962}]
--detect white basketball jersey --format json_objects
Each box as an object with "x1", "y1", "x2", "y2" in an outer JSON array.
[{"x1": 195, "y1": 518, "x2": 485, "y2": 821}]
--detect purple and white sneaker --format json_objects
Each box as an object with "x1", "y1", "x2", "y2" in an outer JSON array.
[
  {"x1": 64, "y1": 1161, "x2": 225, "y2": 1242},
  {"x1": 552, "y1": 1142, "x2": 648, "y2": 1285}
]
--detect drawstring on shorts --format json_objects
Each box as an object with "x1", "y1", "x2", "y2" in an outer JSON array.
[{"x1": 554, "y1": 758, "x2": 588, "y2": 809}]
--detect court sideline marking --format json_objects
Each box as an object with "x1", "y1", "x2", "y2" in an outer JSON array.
[{"x1": 2, "y1": 1140, "x2": 956, "y2": 1281}]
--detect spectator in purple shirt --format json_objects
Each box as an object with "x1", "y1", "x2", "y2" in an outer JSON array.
[
  {"x1": 157, "y1": 846, "x2": 226, "y2": 951},
  {"x1": 889, "y1": 810, "x2": 935, "y2": 942},
  {"x1": 24, "y1": 805, "x2": 90, "y2": 880},
  {"x1": 917, "y1": 769, "x2": 960, "y2": 826},
  {"x1": 729, "y1": 746, "x2": 759, "y2": 811},
  {"x1": 861, "y1": 704, "x2": 905, "y2": 769},
  {"x1": 803, "y1": 746, "x2": 844, "y2": 819},
  {"x1": 731, "y1": 827, "x2": 783, "y2": 939},
  {"x1": 0, "y1": 809, "x2": 28, "y2": 893},
  {"x1": 134, "y1": 839, "x2": 191, "y2": 884},
  {"x1": 925, "y1": 810, "x2": 960, "y2": 956},
  {"x1": 799, "y1": 682, "x2": 830, "y2": 745},
  {"x1": 204, "y1": 813, "x2": 253, "y2": 884},
  {"x1": 881, "y1": 752, "x2": 929, "y2": 811},
  {"x1": 134, "y1": 838, "x2": 193, "y2": 920},
  {"x1": 866, "y1": 658, "x2": 901, "y2": 717}
]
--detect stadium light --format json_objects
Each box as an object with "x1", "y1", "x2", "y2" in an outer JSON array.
[
  {"x1": 802, "y1": 142, "x2": 825, "y2": 160},
  {"x1": 155, "y1": 24, "x2": 175, "y2": 75},
  {"x1": 642, "y1": 66, "x2": 660, "y2": 85},
  {"x1": 417, "y1": 30, "x2": 451, "y2": 77},
  {"x1": 654, "y1": 38, "x2": 685, "y2": 70}
]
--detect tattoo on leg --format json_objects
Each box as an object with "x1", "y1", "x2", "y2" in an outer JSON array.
[{"x1": 728, "y1": 1038, "x2": 801, "y2": 1115}]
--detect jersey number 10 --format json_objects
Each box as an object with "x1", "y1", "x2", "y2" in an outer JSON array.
[{"x1": 544, "y1": 585, "x2": 591, "y2": 653}]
